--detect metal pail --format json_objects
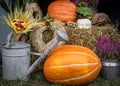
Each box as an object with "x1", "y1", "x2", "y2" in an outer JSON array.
[
  {"x1": 100, "y1": 60, "x2": 120, "y2": 80},
  {"x1": 2, "y1": 42, "x2": 30, "y2": 80}
]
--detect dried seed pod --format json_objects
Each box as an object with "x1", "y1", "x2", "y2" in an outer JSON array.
[{"x1": 92, "y1": 13, "x2": 111, "y2": 26}]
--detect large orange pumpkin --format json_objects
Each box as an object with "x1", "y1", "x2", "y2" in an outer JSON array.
[
  {"x1": 43, "y1": 45, "x2": 101, "y2": 85},
  {"x1": 48, "y1": 0, "x2": 77, "y2": 23}
]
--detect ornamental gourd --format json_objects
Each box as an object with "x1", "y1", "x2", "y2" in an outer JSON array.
[
  {"x1": 48, "y1": 0, "x2": 77, "y2": 23},
  {"x1": 43, "y1": 45, "x2": 101, "y2": 85},
  {"x1": 77, "y1": 18, "x2": 92, "y2": 29}
]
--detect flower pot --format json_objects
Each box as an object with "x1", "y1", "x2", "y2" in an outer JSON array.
[{"x1": 100, "y1": 60, "x2": 120, "y2": 80}]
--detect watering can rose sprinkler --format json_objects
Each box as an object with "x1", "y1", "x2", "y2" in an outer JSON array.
[{"x1": 2, "y1": 30, "x2": 69, "y2": 81}]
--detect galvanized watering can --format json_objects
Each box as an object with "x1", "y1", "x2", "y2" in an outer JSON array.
[{"x1": 2, "y1": 30, "x2": 69, "y2": 81}]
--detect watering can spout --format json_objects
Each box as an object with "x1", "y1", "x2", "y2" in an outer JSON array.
[{"x1": 26, "y1": 30, "x2": 69, "y2": 76}]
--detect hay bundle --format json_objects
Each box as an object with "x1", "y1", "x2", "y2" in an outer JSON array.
[
  {"x1": 25, "y1": 2, "x2": 42, "y2": 19},
  {"x1": 30, "y1": 19, "x2": 66, "y2": 53},
  {"x1": 65, "y1": 24, "x2": 120, "y2": 54}
]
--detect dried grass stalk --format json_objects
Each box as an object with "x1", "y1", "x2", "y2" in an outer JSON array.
[{"x1": 25, "y1": 2, "x2": 42, "y2": 19}]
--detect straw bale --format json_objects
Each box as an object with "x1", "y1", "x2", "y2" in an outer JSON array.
[{"x1": 66, "y1": 24, "x2": 120, "y2": 54}]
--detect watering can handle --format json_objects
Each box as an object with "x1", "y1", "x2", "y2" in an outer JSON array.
[
  {"x1": 6, "y1": 31, "x2": 13, "y2": 47},
  {"x1": 26, "y1": 30, "x2": 69, "y2": 76}
]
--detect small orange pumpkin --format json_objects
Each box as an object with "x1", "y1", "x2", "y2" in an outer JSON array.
[
  {"x1": 48, "y1": 0, "x2": 77, "y2": 23},
  {"x1": 43, "y1": 45, "x2": 101, "y2": 85}
]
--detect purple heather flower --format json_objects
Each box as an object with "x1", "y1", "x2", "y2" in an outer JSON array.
[
  {"x1": 97, "y1": 36, "x2": 104, "y2": 51},
  {"x1": 97, "y1": 36, "x2": 120, "y2": 59},
  {"x1": 78, "y1": 0, "x2": 99, "y2": 8},
  {"x1": 96, "y1": 0, "x2": 99, "y2": 6},
  {"x1": 105, "y1": 36, "x2": 112, "y2": 54},
  {"x1": 72, "y1": 0, "x2": 77, "y2": 3},
  {"x1": 84, "y1": 0, "x2": 88, "y2": 3}
]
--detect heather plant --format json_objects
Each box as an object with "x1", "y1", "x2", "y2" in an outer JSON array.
[
  {"x1": 84, "y1": 0, "x2": 99, "y2": 8},
  {"x1": 97, "y1": 36, "x2": 120, "y2": 60}
]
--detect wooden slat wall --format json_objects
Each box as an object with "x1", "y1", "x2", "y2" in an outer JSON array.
[
  {"x1": 0, "y1": 8, "x2": 11, "y2": 44},
  {"x1": 0, "y1": 7, "x2": 11, "y2": 63}
]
